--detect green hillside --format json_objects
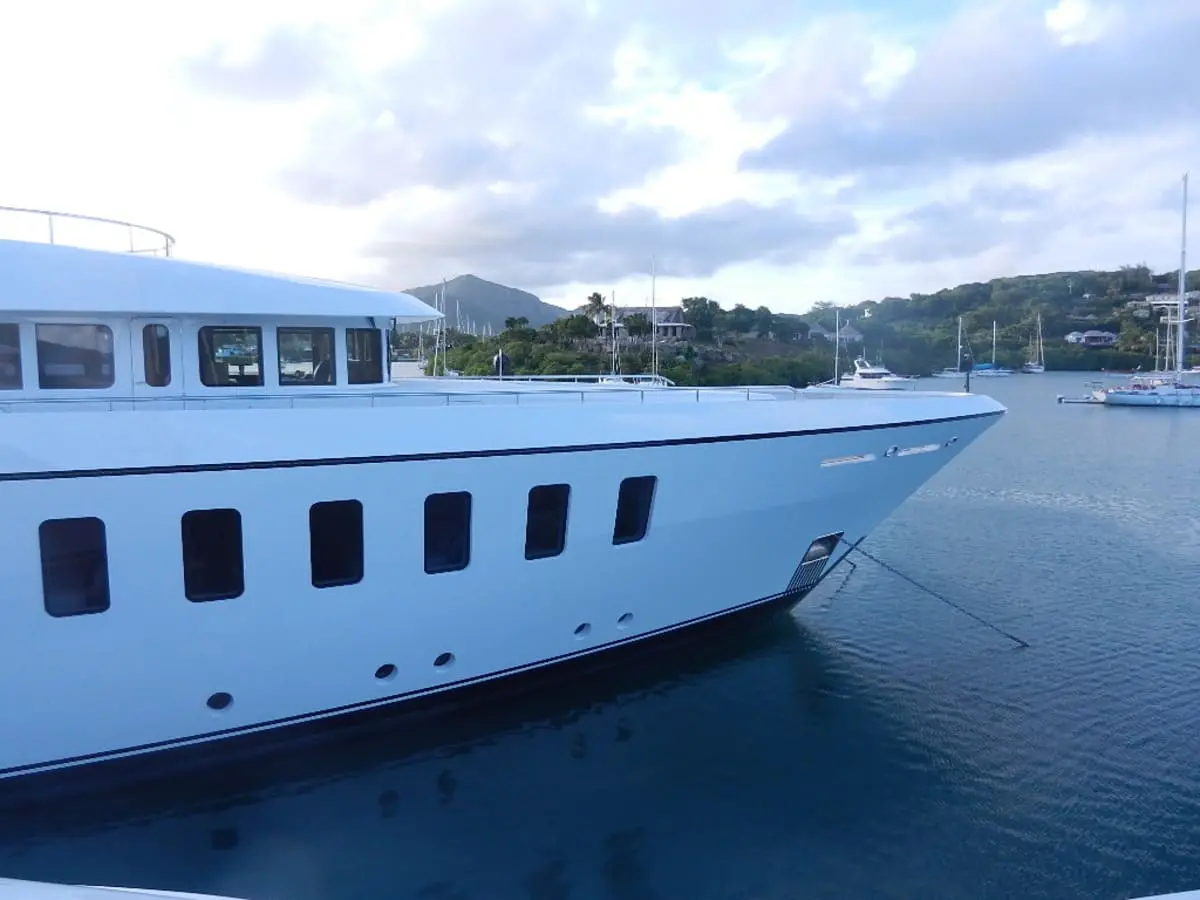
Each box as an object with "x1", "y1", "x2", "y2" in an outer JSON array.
[
  {"x1": 804, "y1": 264, "x2": 1197, "y2": 375},
  {"x1": 409, "y1": 265, "x2": 1196, "y2": 386}
]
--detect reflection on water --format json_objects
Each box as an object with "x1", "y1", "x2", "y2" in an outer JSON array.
[{"x1": 0, "y1": 615, "x2": 972, "y2": 900}]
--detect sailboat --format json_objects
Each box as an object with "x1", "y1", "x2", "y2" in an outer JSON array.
[
  {"x1": 932, "y1": 316, "x2": 966, "y2": 378},
  {"x1": 973, "y1": 320, "x2": 1012, "y2": 377},
  {"x1": 1021, "y1": 313, "x2": 1046, "y2": 373},
  {"x1": 1101, "y1": 173, "x2": 1200, "y2": 408}
]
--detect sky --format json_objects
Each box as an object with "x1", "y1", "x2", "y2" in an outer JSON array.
[{"x1": 0, "y1": 0, "x2": 1196, "y2": 314}]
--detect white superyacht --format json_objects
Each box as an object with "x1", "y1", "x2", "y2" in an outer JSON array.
[{"x1": 0, "y1": 209, "x2": 1005, "y2": 787}]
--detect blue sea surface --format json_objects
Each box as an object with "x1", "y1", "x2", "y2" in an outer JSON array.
[{"x1": 2, "y1": 373, "x2": 1199, "y2": 900}]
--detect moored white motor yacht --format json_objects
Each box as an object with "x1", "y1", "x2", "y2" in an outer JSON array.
[
  {"x1": 0, "y1": 209, "x2": 1004, "y2": 790},
  {"x1": 836, "y1": 357, "x2": 916, "y2": 390}
]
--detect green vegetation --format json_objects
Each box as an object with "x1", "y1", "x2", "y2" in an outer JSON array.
[
  {"x1": 395, "y1": 266, "x2": 1197, "y2": 385},
  {"x1": 823, "y1": 264, "x2": 1196, "y2": 375},
  {"x1": 399, "y1": 294, "x2": 838, "y2": 387}
]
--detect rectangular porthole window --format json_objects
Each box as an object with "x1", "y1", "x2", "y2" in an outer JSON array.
[
  {"x1": 39, "y1": 517, "x2": 110, "y2": 617},
  {"x1": 0, "y1": 323, "x2": 22, "y2": 389},
  {"x1": 424, "y1": 491, "x2": 471, "y2": 574},
  {"x1": 346, "y1": 328, "x2": 385, "y2": 385},
  {"x1": 525, "y1": 484, "x2": 570, "y2": 560},
  {"x1": 197, "y1": 326, "x2": 264, "y2": 388},
  {"x1": 36, "y1": 324, "x2": 115, "y2": 389},
  {"x1": 142, "y1": 323, "x2": 172, "y2": 387},
  {"x1": 310, "y1": 499, "x2": 364, "y2": 588},
  {"x1": 612, "y1": 476, "x2": 657, "y2": 545},
  {"x1": 181, "y1": 508, "x2": 244, "y2": 601},
  {"x1": 279, "y1": 327, "x2": 337, "y2": 386}
]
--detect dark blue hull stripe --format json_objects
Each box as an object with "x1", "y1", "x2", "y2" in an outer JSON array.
[{"x1": 0, "y1": 409, "x2": 1001, "y2": 482}]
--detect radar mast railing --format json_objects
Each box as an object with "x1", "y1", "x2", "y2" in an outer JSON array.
[{"x1": 0, "y1": 205, "x2": 175, "y2": 257}]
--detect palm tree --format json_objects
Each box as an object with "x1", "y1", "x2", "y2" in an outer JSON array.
[{"x1": 584, "y1": 292, "x2": 607, "y2": 325}]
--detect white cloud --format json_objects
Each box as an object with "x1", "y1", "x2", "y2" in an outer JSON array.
[{"x1": 0, "y1": 0, "x2": 1196, "y2": 314}]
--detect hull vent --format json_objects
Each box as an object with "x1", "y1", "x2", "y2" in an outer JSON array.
[{"x1": 785, "y1": 532, "x2": 844, "y2": 595}]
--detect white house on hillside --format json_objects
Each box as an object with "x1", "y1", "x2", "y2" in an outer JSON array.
[
  {"x1": 838, "y1": 323, "x2": 864, "y2": 344},
  {"x1": 576, "y1": 304, "x2": 694, "y2": 341},
  {"x1": 1064, "y1": 330, "x2": 1118, "y2": 347},
  {"x1": 806, "y1": 323, "x2": 834, "y2": 341}
]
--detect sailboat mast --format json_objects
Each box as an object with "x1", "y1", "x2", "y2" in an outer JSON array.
[
  {"x1": 956, "y1": 316, "x2": 962, "y2": 369},
  {"x1": 1177, "y1": 172, "x2": 1188, "y2": 378},
  {"x1": 611, "y1": 290, "x2": 618, "y2": 375},
  {"x1": 650, "y1": 256, "x2": 658, "y2": 379},
  {"x1": 834, "y1": 307, "x2": 841, "y2": 384}
]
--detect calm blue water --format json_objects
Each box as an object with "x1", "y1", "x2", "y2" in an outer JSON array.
[{"x1": 3, "y1": 373, "x2": 1200, "y2": 900}]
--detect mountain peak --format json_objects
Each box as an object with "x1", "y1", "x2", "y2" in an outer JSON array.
[{"x1": 403, "y1": 274, "x2": 569, "y2": 332}]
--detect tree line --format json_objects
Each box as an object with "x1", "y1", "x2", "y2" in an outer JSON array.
[{"x1": 396, "y1": 263, "x2": 1197, "y2": 383}]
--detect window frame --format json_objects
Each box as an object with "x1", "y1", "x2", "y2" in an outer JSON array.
[
  {"x1": 612, "y1": 476, "x2": 657, "y2": 545},
  {"x1": 278, "y1": 326, "x2": 338, "y2": 387},
  {"x1": 181, "y1": 508, "x2": 246, "y2": 602},
  {"x1": 35, "y1": 323, "x2": 116, "y2": 390},
  {"x1": 423, "y1": 491, "x2": 472, "y2": 574},
  {"x1": 346, "y1": 327, "x2": 385, "y2": 385},
  {"x1": 39, "y1": 516, "x2": 111, "y2": 617},
  {"x1": 309, "y1": 499, "x2": 364, "y2": 588},
  {"x1": 197, "y1": 325, "x2": 265, "y2": 389},
  {"x1": 141, "y1": 323, "x2": 172, "y2": 388},
  {"x1": 525, "y1": 484, "x2": 571, "y2": 560},
  {"x1": 0, "y1": 322, "x2": 22, "y2": 390}
]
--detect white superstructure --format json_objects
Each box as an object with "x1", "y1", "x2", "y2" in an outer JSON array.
[{"x1": 0, "y1": 209, "x2": 1004, "y2": 784}]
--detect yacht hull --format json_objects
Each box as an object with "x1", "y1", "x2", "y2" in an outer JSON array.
[
  {"x1": 836, "y1": 379, "x2": 914, "y2": 391},
  {"x1": 0, "y1": 398, "x2": 1003, "y2": 786},
  {"x1": 1103, "y1": 387, "x2": 1200, "y2": 407}
]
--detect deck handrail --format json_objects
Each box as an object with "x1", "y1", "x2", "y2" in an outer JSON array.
[
  {"x1": 0, "y1": 381, "x2": 975, "y2": 413},
  {"x1": 0, "y1": 383, "x2": 808, "y2": 412},
  {"x1": 0, "y1": 205, "x2": 175, "y2": 257},
  {"x1": 463, "y1": 373, "x2": 677, "y2": 387}
]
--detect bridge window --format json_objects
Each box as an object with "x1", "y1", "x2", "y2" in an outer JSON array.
[
  {"x1": 309, "y1": 499, "x2": 363, "y2": 587},
  {"x1": 36, "y1": 324, "x2": 115, "y2": 390},
  {"x1": 525, "y1": 484, "x2": 570, "y2": 560},
  {"x1": 142, "y1": 324, "x2": 171, "y2": 387},
  {"x1": 182, "y1": 508, "x2": 245, "y2": 601},
  {"x1": 0, "y1": 323, "x2": 20, "y2": 389},
  {"x1": 198, "y1": 326, "x2": 263, "y2": 388},
  {"x1": 279, "y1": 327, "x2": 337, "y2": 386},
  {"x1": 346, "y1": 328, "x2": 384, "y2": 385},
  {"x1": 613, "y1": 476, "x2": 657, "y2": 545},
  {"x1": 424, "y1": 492, "x2": 471, "y2": 574},
  {"x1": 39, "y1": 517, "x2": 110, "y2": 617}
]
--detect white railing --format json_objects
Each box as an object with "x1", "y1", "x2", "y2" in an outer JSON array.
[
  {"x1": 0, "y1": 205, "x2": 175, "y2": 257},
  {"x1": 0, "y1": 383, "x2": 805, "y2": 413},
  {"x1": 0, "y1": 381, "x2": 966, "y2": 414},
  {"x1": 465, "y1": 373, "x2": 677, "y2": 387}
]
